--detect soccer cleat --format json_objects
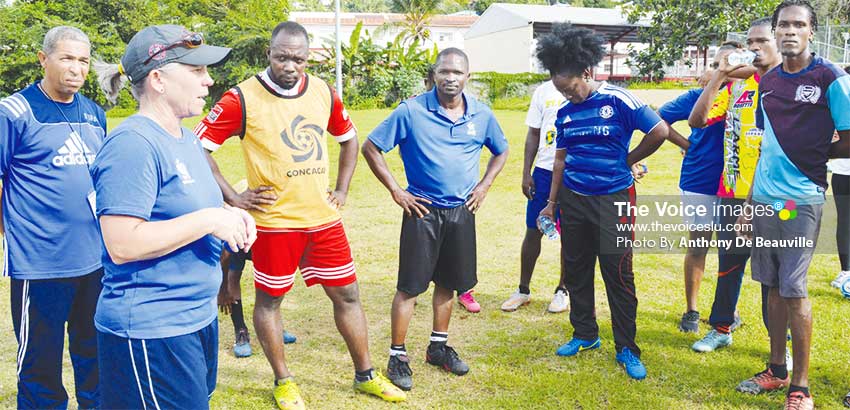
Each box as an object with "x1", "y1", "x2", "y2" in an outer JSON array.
[
  {"x1": 556, "y1": 337, "x2": 601, "y2": 357},
  {"x1": 458, "y1": 290, "x2": 481, "y2": 313},
  {"x1": 353, "y1": 371, "x2": 407, "y2": 402},
  {"x1": 832, "y1": 270, "x2": 850, "y2": 288},
  {"x1": 736, "y1": 367, "x2": 790, "y2": 394},
  {"x1": 233, "y1": 328, "x2": 252, "y2": 358},
  {"x1": 273, "y1": 377, "x2": 305, "y2": 410},
  {"x1": 548, "y1": 289, "x2": 569, "y2": 313},
  {"x1": 501, "y1": 291, "x2": 531, "y2": 312},
  {"x1": 692, "y1": 330, "x2": 732, "y2": 352},
  {"x1": 678, "y1": 310, "x2": 700, "y2": 333},
  {"x1": 784, "y1": 391, "x2": 814, "y2": 410},
  {"x1": 426, "y1": 344, "x2": 469, "y2": 375},
  {"x1": 616, "y1": 347, "x2": 647, "y2": 380},
  {"x1": 283, "y1": 330, "x2": 297, "y2": 344},
  {"x1": 730, "y1": 312, "x2": 743, "y2": 332},
  {"x1": 386, "y1": 354, "x2": 413, "y2": 391}
]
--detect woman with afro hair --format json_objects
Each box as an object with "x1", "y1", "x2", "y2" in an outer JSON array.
[{"x1": 537, "y1": 23, "x2": 670, "y2": 380}]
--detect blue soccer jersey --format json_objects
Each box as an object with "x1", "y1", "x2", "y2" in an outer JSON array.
[
  {"x1": 91, "y1": 115, "x2": 224, "y2": 339},
  {"x1": 555, "y1": 82, "x2": 663, "y2": 196},
  {"x1": 754, "y1": 55, "x2": 850, "y2": 204},
  {"x1": 367, "y1": 89, "x2": 509, "y2": 208},
  {"x1": 658, "y1": 88, "x2": 724, "y2": 195},
  {"x1": 0, "y1": 82, "x2": 106, "y2": 279}
]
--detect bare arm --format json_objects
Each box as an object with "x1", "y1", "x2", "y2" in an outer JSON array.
[
  {"x1": 829, "y1": 130, "x2": 850, "y2": 159},
  {"x1": 99, "y1": 206, "x2": 255, "y2": 265},
  {"x1": 689, "y1": 58, "x2": 746, "y2": 128},
  {"x1": 688, "y1": 72, "x2": 727, "y2": 129},
  {"x1": 666, "y1": 123, "x2": 691, "y2": 150},
  {"x1": 538, "y1": 149, "x2": 566, "y2": 223},
  {"x1": 628, "y1": 121, "x2": 670, "y2": 166},
  {"x1": 466, "y1": 148, "x2": 509, "y2": 213},
  {"x1": 204, "y1": 150, "x2": 277, "y2": 212},
  {"x1": 328, "y1": 136, "x2": 359, "y2": 209},
  {"x1": 361, "y1": 139, "x2": 431, "y2": 217},
  {"x1": 522, "y1": 127, "x2": 541, "y2": 200}
]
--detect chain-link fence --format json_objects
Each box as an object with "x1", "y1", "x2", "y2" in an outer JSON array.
[{"x1": 728, "y1": 23, "x2": 850, "y2": 65}]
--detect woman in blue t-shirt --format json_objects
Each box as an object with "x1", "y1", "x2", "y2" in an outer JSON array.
[
  {"x1": 536, "y1": 23, "x2": 670, "y2": 381},
  {"x1": 91, "y1": 25, "x2": 256, "y2": 409}
]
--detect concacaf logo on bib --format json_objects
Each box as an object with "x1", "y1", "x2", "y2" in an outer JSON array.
[
  {"x1": 599, "y1": 105, "x2": 614, "y2": 119},
  {"x1": 794, "y1": 85, "x2": 821, "y2": 104}
]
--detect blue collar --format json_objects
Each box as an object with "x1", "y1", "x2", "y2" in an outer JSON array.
[{"x1": 425, "y1": 88, "x2": 478, "y2": 118}]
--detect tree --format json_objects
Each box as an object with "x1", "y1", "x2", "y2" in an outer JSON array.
[
  {"x1": 624, "y1": 0, "x2": 780, "y2": 80},
  {"x1": 0, "y1": 0, "x2": 289, "y2": 107},
  {"x1": 388, "y1": 0, "x2": 440, "y2": 46}
]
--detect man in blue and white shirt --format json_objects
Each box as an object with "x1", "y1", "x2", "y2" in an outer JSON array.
[{"x1": 1, "y1": 26, "x2": 105, "y2": 409}]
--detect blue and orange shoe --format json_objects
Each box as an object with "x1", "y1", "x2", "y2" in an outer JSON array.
[
  {"x1": 556, "y1": 337, "x2": 601, "y2": 357},
  {"x1": 615, "y1": 347, "x2": 646, "y2": 380}
]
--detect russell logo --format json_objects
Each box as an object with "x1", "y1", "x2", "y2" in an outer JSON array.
[{"x1": 773, "y1": 200, "x2": 797, "y2": 221}]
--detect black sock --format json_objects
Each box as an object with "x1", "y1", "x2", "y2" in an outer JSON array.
[
  {"x1": 231, "y1": 299, "x2": 246, "y2": 332},
  {"x1": 518, "y1": 285, "x2": 530, "y2": 295},
  {"x1": 788, "y1": 384, "x2": 810, "y2": 397},
  {"x1": 770, "y1": 363, "x2": 788, "y2": 380},
  {"x1": 389, "y1": 344, "x2": 407, "y2": 356},
  {"x1": 355, "y1": 368, "x2": 375, "y2": 382}
]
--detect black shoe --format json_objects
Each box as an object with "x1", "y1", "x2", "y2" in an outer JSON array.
[
  {"x1": 386, "y1": 355, "x2": 413, "y2": 391},
  {"x1": 679, "y1": 310, "x2": 700, "y2": 333},
  {"x1": 426, "y1": 344, "x2": 469, "y2": 376}
]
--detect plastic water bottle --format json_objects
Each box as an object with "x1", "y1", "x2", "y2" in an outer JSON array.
[
  {"x1": 537, "y1": 215, "x2": 560, "y2": 241},
  {"x1": 727, "y1": 50, "x2": 756, "y2": 66}
]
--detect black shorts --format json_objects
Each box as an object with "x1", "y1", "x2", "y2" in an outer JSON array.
[{"x1": 397, "y1": 204, "x2": 477, "y2": 296}]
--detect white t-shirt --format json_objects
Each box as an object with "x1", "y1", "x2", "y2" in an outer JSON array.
[
  {"x1": 524, "y1": 81, "x2": 565, "y2": 171},
  {"x1": 831, "y1": 159, "x2": 850, "y2": 175}
]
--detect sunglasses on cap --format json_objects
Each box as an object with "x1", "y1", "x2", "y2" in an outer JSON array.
[{"x1": 142, "y1": 32, "x2": 204, "y2": 66}]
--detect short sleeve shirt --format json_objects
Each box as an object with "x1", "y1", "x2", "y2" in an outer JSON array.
[
  {"x1": 91, "y1": 115, "x2": 224, "y2": 339},
  {"x1": 367, "y1": 89, "x2": 508, "y2": 208},
  {"x1": 555, "y1": 82, "x2": 662, "y2": 196},
  {"x1": 525, "y1": 81, "x2": 565, "y2": 171},
  {"x1": 754, "y1": 55, "x2": 850, "y2": 205},
  {"x1": 658, "y1": 88, "x2": 724, "y2": 195},
  {"x1": 0, "y1": 82, "x2": 105, "y2": 279}
]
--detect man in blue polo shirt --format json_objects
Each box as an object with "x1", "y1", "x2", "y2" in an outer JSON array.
[
  {"x1": 734, "y1": 1, "x2": 850, "y2": 408},
  {"x1": 362, "y1": 48, "x2": 509, "y2": 392},
  {"x1": 1, "y1": 26, "x2": 105, "y2": 409}
]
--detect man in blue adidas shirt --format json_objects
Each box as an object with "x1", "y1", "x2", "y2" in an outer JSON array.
[
  {"x1": 734, "y1": 1, "x2": 850, "y2": 408},
  {"x1": 536, "y1": 23, "x2": 669, "y2": 380},
  {"x1": 1, "y1": 26, "x2": 105, "y2": 409},
  {"x1": 362, "y1": 48, "x2": 509, "y2": 391}
]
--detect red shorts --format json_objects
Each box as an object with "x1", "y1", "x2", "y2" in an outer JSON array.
[{"x1": 252, "y1": 221, "x2": 357, "y2": 297}]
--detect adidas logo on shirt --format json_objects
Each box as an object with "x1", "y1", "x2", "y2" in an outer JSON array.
[{"x1": 52, "y1": 131, "x2": 95, "y2": 167}]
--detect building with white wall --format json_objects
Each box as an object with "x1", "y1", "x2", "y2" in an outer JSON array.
[{"x1": 291, "y1": 11, "x2": 478, "y2": 53}]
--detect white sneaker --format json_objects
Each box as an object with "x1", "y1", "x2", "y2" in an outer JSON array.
[
  {"x1": 501, "y1": 292, "x2": 530, "y2": 312},
  {"x1": 831, "y1": 271, "x2": 850, "y2": 288},
  {"x1": 548, "y1": 289, "x2": 569, "y2": 313}
]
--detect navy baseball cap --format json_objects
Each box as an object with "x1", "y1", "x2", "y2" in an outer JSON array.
[{"x1": 121, "y1": 24, "x2": 231, "y2": 84}]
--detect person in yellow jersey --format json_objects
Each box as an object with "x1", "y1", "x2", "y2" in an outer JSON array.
[
  {"x1": 196, "y1": 21, "x2": 406, "y2": 409},
  {"x1": 687, "y1": 17, "x2": 781, "y2": 355}
]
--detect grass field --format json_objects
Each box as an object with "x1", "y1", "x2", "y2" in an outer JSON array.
[{"x1": 1, "y1": 105, "x2": 849, "y2": 409}]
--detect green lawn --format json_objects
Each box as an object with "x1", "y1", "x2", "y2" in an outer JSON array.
[{"x1": 1, "y1": 108, "x2": 849, "y2": 409}]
